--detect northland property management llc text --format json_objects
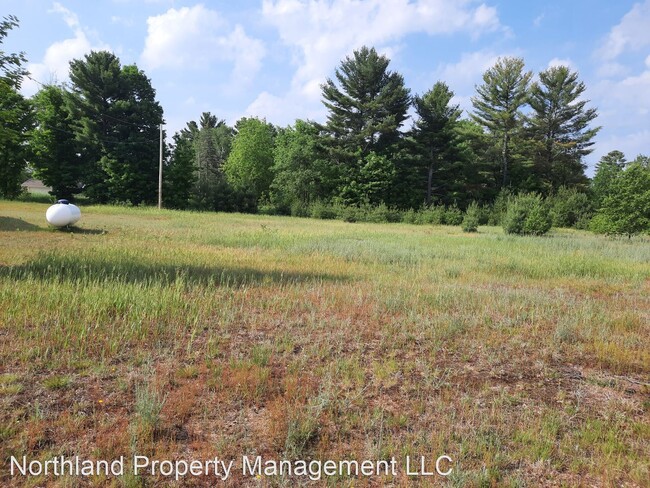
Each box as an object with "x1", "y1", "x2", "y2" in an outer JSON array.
[{"x1": 10, "y1": 454, "x2": 453, "y2": 481}]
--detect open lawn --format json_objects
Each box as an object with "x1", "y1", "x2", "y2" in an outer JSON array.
[{"x1": 0, "y1": 201, "x2": 649, "y2": 487}]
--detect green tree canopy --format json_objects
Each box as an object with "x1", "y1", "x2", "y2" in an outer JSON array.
[
  {"x1": 412, "y1": 81, "x2": 462, "y2": 205},
  {"x1": 528, "y1": 65, "x2": 599, "y2": 192},
  {"x1": 471, "y1": 57, "x2": 532, "y2": 188},
  {"x1": 0, "y1": 15, "x2": 31, "y2": 199},
  {"x1": 321, "y1": 46, "x2": 410, "y2": 159},
  {"x1": 223, "y1": 117, "x2": 275, "y2": 199},
  {"x1": 30, "y1": 85, "x2": 82, "y2": 200},
  {"x1": 68, "y1": 51, "x2": 163, "y2": 204},
  {"x1": 270, "y1": 119, "x2": 333, "y2": 212},
  {"x1": 591, "y1": 150, "x2": 626, "y2": 208},
  {"x1": 591, "y1": 161, "x2": 650, "y2": 237}
]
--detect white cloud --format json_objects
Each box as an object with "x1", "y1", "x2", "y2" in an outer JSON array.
[
  {"x1": 263, "y1": 0, "x2": 501, "y2": 95},
  {"x1": 597, "y1": 0, "x2": 650, "y2": 60},
  {"x1": 247, "y1": 0, "x2": 504, "y2": 125},
  {"x1": 141, "y1": 5, "x2": 265, "y2": 86},
  {"x1": 547, "y1": 57, "x2": 575, "y2": 70},
  {"x1": 426, "y1": 49, "x2": 511, "y2": 114},
  {"x1": 22, "y1": 3, "x2": 109, "y2": 95},
  {"x1": 111, "y1": 15, "x2": 134, "y2": 27}
]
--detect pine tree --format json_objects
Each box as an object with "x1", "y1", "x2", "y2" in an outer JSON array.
[
  {"x1": 528, "y1": 66, "x2": 599, "y2": 192},
  {"x1": 164, "y1": 131, "x2": 196, "y2": 209},
  {"x1": 68, "y1": 51, "x2": 163, "y2": 204},
  {"x1": 321, "y1": 46, "x2": 410, "y2": 159},
  {"x1": 412, "y1": 82, "x2": 462, "y2": 205},
  {"x1": 30, "y1": 85, "x2": 82, "y2": 200},
  {"x1": 471, "y1": 57, "x2": 532, "y2": 188}
]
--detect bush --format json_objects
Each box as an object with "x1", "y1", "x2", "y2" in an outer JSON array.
[
  {"x1": 335, "y1": 203, "x2": 362, "y2": 223},
  {"x1": 489, "y1": 189, "x2": 512, "y2": 225},
  {"x1": 308, "y1": 200, "x2": 337, "y2": 220},
  {"x1": 549, "y1": 187, "x2": 594, "y2": 228},
  {"x1": 462, "y1": 202, "x2": 480, "y2": 232},
  {"x1": 402, "y1": 209, "x2": 418, "y2": 224},
  {"x1": 590, "y1": 163, "x2": 650, "y2": 237},
  {"x1": 258, "y1": 203, "x2": 280, "y2": 215},
  {"x1": 503, "y1": 193, "x2": 552, "y2": 236},
  {"x1": 417, "y1": 205, "x2": 445, "y2": 225},
  {"x1": 290, "y1": 200, "x2": 310, "y2": 217},
  {"x1": 443, "y1": 204, "x2": 463, "y2": 225}
]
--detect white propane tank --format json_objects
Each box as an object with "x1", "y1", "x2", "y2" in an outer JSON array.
[{"x1": 46, "y1": 200, "x2": 82, "y2": 227}]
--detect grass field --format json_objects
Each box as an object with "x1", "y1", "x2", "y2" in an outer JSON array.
[{"x1": 1, "y1": 200, "x2": 649, "y2": 487}]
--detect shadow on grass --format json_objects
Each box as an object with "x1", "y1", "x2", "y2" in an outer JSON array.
[
  {"x1": 0, "y1": 252, "x2": 348, "y2": 287},
  {"x1": 0, "y1": 217, "x2": 43, "y2": 232},
  {"x1": 52, "y1": 226, "x2": 107, "y2": 235}
]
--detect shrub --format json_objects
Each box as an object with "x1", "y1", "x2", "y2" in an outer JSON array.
[
  {"x1": 290, "y1": 200, "x2": 310, "y2": 218},
  {"x1": 335, "y1": 204, "x2": 362, "y2": 223},
  {"x1": 366, "y1": 203, "x2": 401, "y2": 223},
  {"x1": 549, "y1": 187, "x2": 594, "y2": 228},
  {"x1": 309, "y1": 200, "x2": 337, "y2": 220},
  {"x1": 402, "y1": 209, "x2": 418, "y2": 224},
  {"x1": 590, "y1": 163, "x2": 650, "y2": 237},
  {"x1": 417, "y1": 205, "x2": 445, "y2": 225},
  {"x1": 489, "y1": 189, "x2": 512, "y2": 225},
  {"x1": 443, "y1": 204, "x2": 464, "y2": 225},
  {"x1": 462, "y1": 202, "x2": 480, "y2": 232},
  {"x1": 258, "y1": 203, "x2": 280, "y2": 215},
  {"x1": 503, "y1": 193, "x2": 551, "y2": 236}
]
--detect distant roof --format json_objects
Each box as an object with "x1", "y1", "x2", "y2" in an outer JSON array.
[{"x1": 22, "y1": 179, "x2": 52, "y2": 191}]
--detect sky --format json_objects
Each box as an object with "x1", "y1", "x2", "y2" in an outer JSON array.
[{"x1": 3, "y1": 0, "x2": 650, "y2": 173}]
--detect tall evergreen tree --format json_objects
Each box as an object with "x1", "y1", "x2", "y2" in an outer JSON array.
[
  {"x1": 176, "y1": 113, "x2": 234, "y2": 210},
  {"x1": 471, "y1": 57, "x2": 532, "y2": 188},
  {"x1": 412, "y1": 82, "x2": 462, "y2": 205},
  {"x1": 528, "y1": 66, "x2": 599, "y2": 192},
  {"x1": 164, "y1": 131, "x2": 196, "y2": 209},
  {"x1": 68, "y1": 51, "x2": 163, "y2": 204},
  {"x1": 30, "y1": 85, "x2": 82, "y2": 200},
  {"x1": 321, "y1": 46, "x2": 410, "y2": 158},
  {"x1": 321, "y1": 46, "x2": 410, "y2": 206}
]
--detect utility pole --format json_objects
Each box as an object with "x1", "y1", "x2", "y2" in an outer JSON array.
[{"x1": 158, "y1": 123, "x2": 163, "y2": 209}]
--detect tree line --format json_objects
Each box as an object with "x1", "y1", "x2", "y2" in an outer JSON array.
[{"x1": 1, "y1": 16, "x2": 648, "y2": 235}]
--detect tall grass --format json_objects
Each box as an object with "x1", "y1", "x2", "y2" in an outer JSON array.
[{"x1": 0, "y1": 200, "x2": 648, "y2": 486}]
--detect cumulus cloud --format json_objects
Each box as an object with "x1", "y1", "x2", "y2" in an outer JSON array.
[
  {"x1": 263, "y1": 0, "x2": 501, "y2": 95},
  {"x1": 22, "y1": 3, "x2": 109, "y2": 95},
  {"x1": 141, "y1": 5, "x2": 265, "y2": 86},
  {"x1": 597, "y1": 0, "x2": 650, "y2": 61},
  {"x1": 587, "y1": 1, "x2": 650, "y2": 166},
  {"x1": 245, "y1": 0, "x2": 504, "y2": 124},
  {"x1": 547, "y1": 57, "x2": 575, "y2": 70}
]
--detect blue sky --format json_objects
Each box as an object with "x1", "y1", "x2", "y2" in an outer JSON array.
[{"x1": 3, "y1": 0, "x2": 650, "y2": 173}]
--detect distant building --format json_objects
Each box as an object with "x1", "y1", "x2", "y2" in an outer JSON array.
[{"x1": 22, "y1": 179, "x2": 52, "y2": 194}]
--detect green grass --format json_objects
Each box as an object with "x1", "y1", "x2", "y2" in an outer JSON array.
[{"x1": 1, "y1": 200, "x2": 649, "y2": 486}]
